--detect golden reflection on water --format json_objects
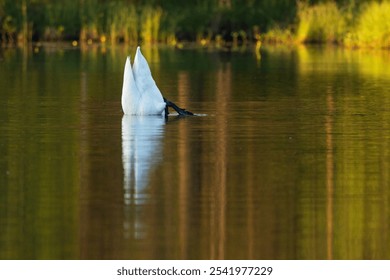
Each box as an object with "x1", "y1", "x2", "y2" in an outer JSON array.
[
  {"x1": 297, "y1": 46, "x2": 390, "y2": 259},
  {"x1": 177, "y1": 71, "x2": 190, "y2": 258},
  {"x1": 212, "y1": 61, "x2": 230, "y2": 259},
  {"x1": 325, "y1": 89, "x2": 335, "y2": 260},
  {"x1": 1, "y1": 45, "x2": 390, "y2": 259}
]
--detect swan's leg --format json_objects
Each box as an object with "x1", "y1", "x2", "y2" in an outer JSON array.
[
  {"x1": 164, "y1": 101, "x2": 169, "y2": 116},
  {"x1": 163, "y1": 97, "x2": 170, "y2": 116},
  {"x1": 164, "y1": 98, "x2": 194, "y2": 116}
]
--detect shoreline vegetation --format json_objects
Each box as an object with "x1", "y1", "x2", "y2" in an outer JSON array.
[{"x1": 0, "y1": 0, "x2": 389, "y2": 49}]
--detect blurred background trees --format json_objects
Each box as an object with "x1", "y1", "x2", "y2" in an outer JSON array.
[{"x1": 0, "y1": 0, "x2": 389, "y2": 48}]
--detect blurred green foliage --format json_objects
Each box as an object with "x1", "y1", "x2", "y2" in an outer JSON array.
[{"x1": 0, "y1": 0, "x2": 389, "y2": 48}]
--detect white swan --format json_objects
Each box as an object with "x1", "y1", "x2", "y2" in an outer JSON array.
[
  {"x1": 121, "y1": 46, "x2": 194, "y2": 116},
  {"x1": 122, "y1": 47, "x2": 166, "y2": 115}
]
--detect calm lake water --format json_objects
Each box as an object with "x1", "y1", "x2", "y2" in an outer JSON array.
[{"x1": 1, "y1": 44, "x2": 390, "y2": 260}]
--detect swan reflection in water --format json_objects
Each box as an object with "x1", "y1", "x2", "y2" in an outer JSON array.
[{"x1": 121, "y1": 114, "x2": 165, "y2": 239}]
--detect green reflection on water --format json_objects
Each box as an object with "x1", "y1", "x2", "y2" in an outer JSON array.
[
  {"x1": 0, "y1": 45, "x2": 390, "y2": 259},
  {"x1": 0, "y1": 48, "x2": 81, "y2": 259}
]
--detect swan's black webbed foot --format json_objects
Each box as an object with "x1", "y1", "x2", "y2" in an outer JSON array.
[{"x1": 164, "y1": 98, "x2": 194, "y2": 116}]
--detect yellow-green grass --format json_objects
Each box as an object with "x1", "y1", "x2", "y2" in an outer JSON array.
[{"x1": 296, "y1": 1, "x2": 346, "y2": 44}]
